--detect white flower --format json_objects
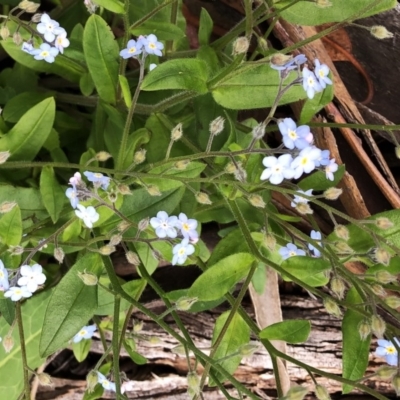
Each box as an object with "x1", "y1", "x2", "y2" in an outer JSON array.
[
  {"x1": 0, "y1": 259, "x2": 9, "y2": 291},
  {"x1": 302, "y1": 67, "x2": 323, "y2": 99},
  {"x1": 36, "y1": 14, "x2": 64, "y2": 42},
  {"x1": 54, "y1": 31, "x2": 70, "y2": 53},
  {"x1": 73, "y1": 324, "x2": 96, "y2": 343},
  {"x1": 17, "y1": 264, "x2": 46, "y2": 293},
  {"x1": 308, "y1": 230, "x2": 322, "y2": 257},
  {"x1": 176, "y1": 213, "x2": 198, "y2": 241},
  {"x1": 260, "y1": 154, "x2": 295, "y2": 185},
  {"x1": 4, "y1": 286, "x2": 32, "y2": 301},
  {"x1": 96, "y1": 372, "x2": 116, "y2": 392},
  {"x1": 75, "y1": 205, "x2": 100, "y2": 228},
  {"x1": 142, "y1": 34, "x2": 164, "y2": 56},
  {"x1": 66, "y1": 187, "x2": 79, "y2": 208},
  {"x1": 32, "y1": 43, "x2": 59, "y2": 63},
  {"x1": 149, "y1": 63, "x2": 157, "y2": 71},
  {"x1": 290, "y1": 189, "x2": 313, "y2": 208},
  {"x1": 314, "y1": 59, "x2": 332, "y2": 89},
  {"x1": 172, "y1": 239, "x2": 195, "y2": 265},
  {"x1": 291, "y1": 146, "x2": 322, "y2": 179},
  {"x1": 69, "y1": 172, "x2": 82, "y2": 188},
  {"x1": 325, "y1": 158, "x2": 338, "y2": 181},
  {"x1": 150, "y1": 211, "x2": 178, "y2": 238},
  {"x1": 21, "y1": 41, "x2": 34, "y2": 54}
]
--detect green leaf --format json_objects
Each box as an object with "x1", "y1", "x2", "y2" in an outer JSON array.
[
  {"x1": 131, "y1": 21, "x2": 185, "y2": 40},
  {"x1": 0, "y1": 97, "x2": 55, "y2": 161},
  {"x1": 211, "y1": 64, "x2": 306, "y2": 109},
  {"x1": 188, "y1": 253, "x2": 255, "y2": 301},
  {"x1": 276, "y1": 0, "x2": 396, "y2": 26},
  {"x1": 198, "y1": 8, "x2": 213, "y2": 45},
  {"x1": 72, "y1": 339, "x2": 92, "y2": 362},
  {"x1": 342, "y1": 288, "x2": 371, "y2": 393},
  {"x1": 39, "y1": 167, "x2": 65, "y2": 223},
  {"x1": 118, "y1": 75, "x2": 132, "y2": 108},
  {"x1": 0, "y1": 299, "x2": 15, "y2": 325},
  {"x1": 0, "y1": 290, "x2": 51, "y2": 399},
  {"x1": 251, "y1": 263, "x2": 267, "y2": 295},
  {"x1": 141, "y1": 59, "x2": 209, "y2": 93},
  {"x1": 93, "y1": 0, "x2": 124, "y2": 13},
  {"x1": 281, "y1": 256, "x2": 331, "y2": 287},
  {"x1": 80, "y1": 72, "x2": 95, "y2": 97},
  {"x1": 299, "y1": 83, "x2": 334, "y2": 124},
  {"x1": 0, "y1": 205, "x2": 22, "y2": 246},
  {"x1": 209, "y1": 311, "x2": 249, "y2": 386},
  {"x1": 259, "y1": 320, "x2": 311, "y2": 343},
  {"x1": 39, "y1": 253, "x2": 103, "y2": 357},
  {"x1": 298, "y1": 165, "x2": 345, "y2": 191},
  {"x1": 83, "y1": 15, "x2": 119, "y2": 104},
  {"x1": 123, "y1": 338, "x2": 147, "y2": 365}
]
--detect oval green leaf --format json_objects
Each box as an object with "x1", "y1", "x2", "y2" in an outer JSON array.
[
  {"x1": 93, "y1": 0, "x2": 124, "y2": 13},
  {"x1": 259, "y1": 320, "x2": 311, "y2": 343},
  {"x1": 40, "y1": 166, "x2": 65, "y2": 223},
  {"x1": 0, "y1": 205, "x2": 22, "y2": 246}
]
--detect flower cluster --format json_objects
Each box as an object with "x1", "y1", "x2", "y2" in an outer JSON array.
[
  {"x1": 22, "y1": 14, "x2": 70, "y2": 63},
  {"x1": 150, "y1": 211, "x2": 199, "y2": 265},
  {"x1": 375, "y1": 338, "x2": 400, "y2": 366},
  {"x1": 279, "y1": 229, "x2": 323, "y2": 261},
  {"x1": 72, "y1": 324, "x2": 96, "y2": 343},
  {"x1": 120, "y1": 34, "x2": 164, "y2": 59},
  {"x1": 303, "y1": 59, "x2": 332, "y2": 99},
  {"x1": 3, "y1": 263, "x2": 46, "y2": 302}
]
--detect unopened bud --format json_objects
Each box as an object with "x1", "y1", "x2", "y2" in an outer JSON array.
[
  {"x1": 107, "y1": 191, "x2": 118, "y2": 203},
  {"x1": 31, "y1": 13, "x2": 42, "y2": 23},
  {"x1": 323, "y1": 297, "x2": 341, "y2": 317},
  {"x1": 225, "y1": 162, "x2": 237, "y2": 174},
  {"x1": 3, "y1": 335, "x2": 14, "y2": 353},
  {"x1": 252, "y1": 123, "x2": 266, "y2": 140},
  {"x1": 376, "y1": 217, "x2": 394, "y2": 230},
  {"x1": 133, "y1": 148, "x2": 146, "y2": 164},
  {"x1": 117, "y1": 220, "x2": 131, "y2": 232},
  {"x1": 374, "y1": 247, "x2": 391, "y2": 266},
  {"x1": 13, "y1": 32, "x2": 22, "y2": 46},
  {"x1": 233, "y1": 167, "x2": 247, "y2": 182},
  {"x1": 8, "y1": 245, "x2": 24, "y2": 255},
  {"x1": 358, "y1": 319, "x2": 371, "y2": 340},
  {"x1": 239, "y1": 343, "x2": 259, "y2": 357},
  {"x1": 109, "y1": 234, "x2": 122, "y2": 246},
  {"x1": 54, "y1": 247, "x2": 65, "y2": 263},
  {"x1": 78, "y1": 271, "x2": 98, "y2": 286},
  {"x1": 118, "y1": 184, "x2": 132, "y2": 195},
  {"x1": 285, "y1": 385, "x2": 308, "y2": 400},
  {"x1": 0, "y1": 201, "x2": 17, "y2": 213},
  {"x1": 86, "y1": 370, "x2": 99, "y2": 393},
  {"x1": 324, "y1": 187, "x2": 342, "y2": 200},
  {"x1": 371, "y1": 25, "x2": 394, "y2": 39},
  {"x1": 133, "y1": 320, "x2": 143, "y2": 333},
  {"x1": 151, "y1": 249, "x2": 162, "y2": 261},
  {"x1": 209, "y1": 116, "x2": 225, "y2": 136},
  {"x1": 376, "y1": 270, "x2": 397, "y2": 284},
  {"x1": 296, "y1": 202, "x2": 313, "y2": 215},
  {"x1": 271, "y1": 53, "x2": 293, "y2": 67},
  {"x1": 187, "y1": 372, "x2": 201, "y2": 396},
  {"x1": 195, "y1": 192, "x2": 212, "y2": 205},
  {"x1": 232, "y1": 36, "x2": 249, "y2": 55},
  {"x1": 371, "y1": 315, "x2": 386, "y2": 338},
  {"x1": 258, "y1": 36, "x2": 269, "y2": 52},
  {"x1": 174, "y1": 159, "x2": 190, "y2": 170},
  {"x1": 0, "y1": 25, "x2": 10, "y2": 40},
  {"x1": 263, "y1": 234, "x2": 276, "y2": 251},
  {"x1": 248, "y1": 194, "x2": 265, "y2": 208},
  {"x1": 0, "y1": 151, "x2": 10, "y2": 164},
  {"x1": 385, "y1": 296, "x2": 400, "y2": 309},
  {"x1": 334, "y1": 225, "x2": 349, "y2": 241},
  {"x1": 334, "y1": 241, "x2": 353, "y2": 254},
  {"x1": 315, "y1": 384, "x2": 330, "y2": 400},
  {"x1": 147, "y1": 185, "x2": 161, "y2": 196},
  {"x1": 175, "y1": 296, "x2": 198, "y2": 311},
  {"x1": 126, "y1": 251, "x2": 140, "y2": 266},
  {"x1": 330, "y1": 277, "x2": 346, "y2": 300},
  {"x1": 315, "y1": 0, "x2": 332, "y2": 7},
  {"x1": 37, "y1": 373, "x2": 53, "y2": 386},
  {"x1": 95, "y1": 151, "x2": 111, "y2": 161},
  {"x1": 377, "y1": 365, "x2": 397, "y2": 379},
  {"x1": 19, "y1": 0, "x2": 40, "y2": 12},
  {"x1": 99, "y1": 245, "x2": 116, "y2": 255},
  {"x1": 392, "y1": 374, "x2": 400, "y2": 396},
  {"x1": 371, "y1": 284, "x2": 386, "y2": 297},
  {"x1": 171, "y1": 123, "x2": 183, "y2": 141},
  {"x1": 138, "y1": 217, "x2": 149, "y2": 232}
]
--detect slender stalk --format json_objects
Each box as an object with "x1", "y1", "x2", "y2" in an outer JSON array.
[
  {"x1": 112, "y1": 295, "x2": 122, "y2": 397},
  {"x1": 16, "y1": 302, "x2": 30, "y2": 400}
]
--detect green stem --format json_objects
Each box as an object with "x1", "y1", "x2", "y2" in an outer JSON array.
[
  {"x1": 112, "y1": 295, "x2": 122, "y2": 397},
  {"x1": 16, "y1": 302, "x2": 30, "y2": 400}
]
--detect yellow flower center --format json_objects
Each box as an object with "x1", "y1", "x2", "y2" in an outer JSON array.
[
  {"x1": 41, "y1": 51, "x2": 49, "y2": 57},
  {"x1": 288, "y1": 129, "x2": 297, "y2": 139},
  {"x1": 387, "y1": 346, "x2": 397, "y2": 354},
  {"x1": 128, "y1": 47, "x2": 137, "y2": 53},
  {"x1": 79, "y1": 330, "x2": 87, "y2": 336},
  {"x1": 182, "y1": 223, "x2": 190, "y2": 231},
  {"x1": 149, "y1": 43, "x2": 156, "y2": 49}
]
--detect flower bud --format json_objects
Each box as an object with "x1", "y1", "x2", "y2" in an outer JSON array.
[
  {"x1": 195, "y1": 192, "x2": 212, "y2": 205},
  {"x1": 117, "y1": 220, "x2": 131, "y2": 232},
  {"x1": 377, "y1": 365, "x2": 397, "y2": 379},
  {"x1": 371, "y1": 284, "x2": 386, "y2": 297},
  {"x1": 3, "y1": 335, "x2": 14, "y2": 353},
  {"x1": 385, "y1": 296, "x2": 400, "y2": 309},
  {"x1": 371, "y1": 25, "x2": 394, "y2": 39},
  {"x1": 86, "y1": 370, "x2": 99, "y2": 393},
  {"x1": 171, "y1": 344, "x2": 186, "y2": 356},
  {"x1": 133, "y1": 320, "x2": 144, "y2": 333},
  {"x1": 271, "y1": 53, "x2": 293, "y2": 67},
  {"x1": 147, "y1": 185, "x2": 161, "y2": 196},
  {"x1": 375, "y1": 217, "x2": 394, "y2": 230},
  {"x1": 239, "y1": 343, "x2": 259, "y2": 357},
  {"x1": 175, "y1": 296, "x2": 198, "y2": 311},
  {"x1": 99, "y1": 245, "x2": 116, "y2": 255},
  {"x1": 248, "y1": 194, "x2": 265, "y2": 208},
  {"x1": 118, "y1": 184, "x2": 132, "y2": 195},
  {"x1": 315, "y1": 384, "x2": 331, "y2": 400},
  {"x1": 108, "y1": 191, "x2": 118, "y2": 203},
  {"x1": 84, "y1": 0, "x2": 98, "y2": 14},
  {"x1": 232, "y1": 36, "x2": 249, "y2": 55},
  {"x1": 285, "y1": 386, "x2": 308, "y2": 400},
  {"x1": 252, "y1": 123, "x2": 266, "y2": 140},
  {"x1": 31, "y1": 13, "x2": 42, "y2": 22},
  {"x1": 371, "y1": 315, "x2": 386, "y2": 338},
  {"x1": 187, "y1": 372, "x2": 201, "y2": 396},
  {"x1": 171, "y1": 123, "x2": 183, "y2": 141},
  {"x1": 0, "y1": 25, "x2": 10, "y2": 40},
  {"x1": 392, "y1": 374, "x2": 400, "y2": 396},
  {"x1": 95, "y1": 151, "x2": 111, "y2": 161},
  {"x1": 296, "y1": 202, "x2": 313, "y2": 215},
  {"x1": 174, "y1": 159, "x2": 190, "y2": 170},
  {"x1": 315, "y1": 0, "x2": 332, "y2": 7},
  {"x1": 334, "y1": 225, "x2": 349, "y2": 241},
  {"x1": 375, "y1": 270, "x2": 397, "y2": 284},
  {"x1": 225, "y1": 162, "x2": 237, "y2": 174},
  {"x1": 126, "y1": 251, "x2": 140, "y2": 266},
  {"x1": 257, "y1": 36, "x2": 269, "y2": 52},
  {"x1": 323, "y1": 297, "x2": 341, "y2": 317},
  {"x1": 19, "y1": 0, "x2": 40, "y2": 12},
  {"x1": 133, "y1": 148, "x2": 146, "y2": 165},
  {"x1": 263, "y1": 234, "x2": 276, "y2": 251},
  {"x1": 0, "y1": 201, "x2": 17, "y2": 214},
  {"x1": 323, "y1": 187, "x2": 342, "y2": 200},
  {"x1": 374, "y1": 247, "x2": 391, "y2": 266},
  {"x1": 138, "y1": 217, "x2": 149, "y2": 232},
  {"x1": 330, "y1": 277, "x2": 346, "y2": 300},
  {"x1": 209, "y1": 116, "x2": 225, "y2": 136},
  {"x1": 151, "y1": 250, "x2": 162, "y2": 261},
  {"x1": 334, "y1": 241, "x2": 353, "y2": 254},
  {"x1": 78, "y1": 271, "x2": 98, "y2": 286},
  {"x1": 357, "y1": 319, "x2": 371, "y2": 340},
  {"x1": 54, "y1": 247, "x2": 65, "y2": 264},
  {"x1": 109, "y1": 234, "x2": 122, "y2": 246},
  {"x1": 0, "y1": 151, "x2": 10, "y2": 164},
  {"x1": 8, "y1": 245, "x2": 24, "y2": 255},
  {"x1": 233, "y1": 167, "x2": 247, "y2": 182},
  {"x1": 12, "y1": 32, "x2": 22, "y2": 46},
  {"x1": 37, "y1": 373, "x2": 53, "y2": 386}
]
